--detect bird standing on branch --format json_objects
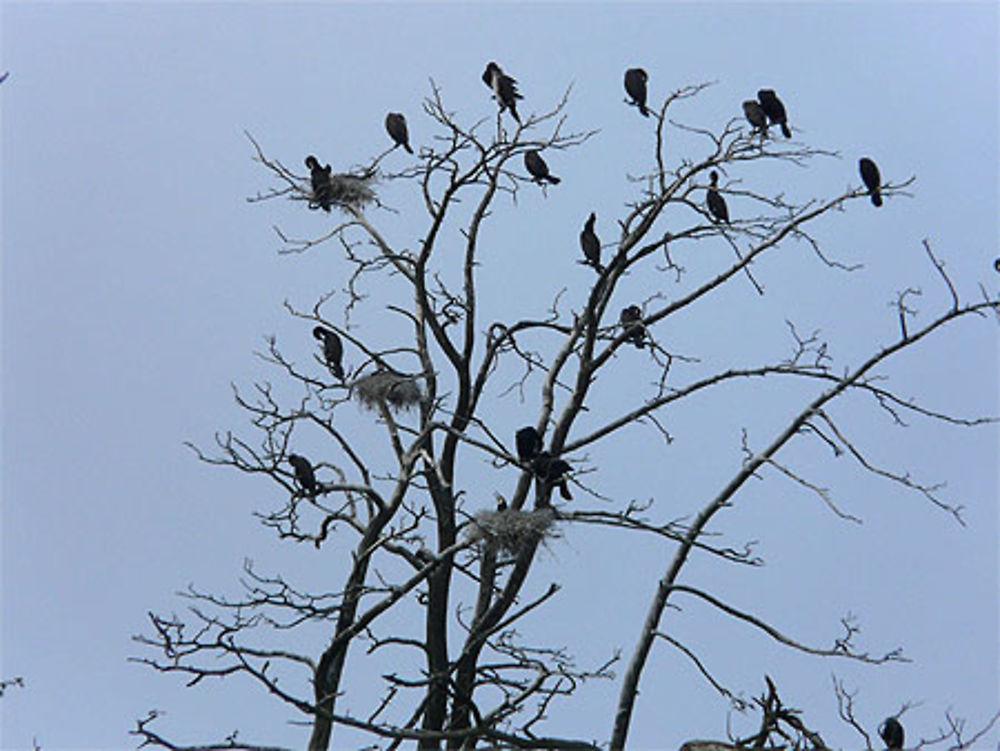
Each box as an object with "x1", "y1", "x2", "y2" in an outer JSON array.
[
  {"x1": 304, "y1": 155, "x2": 332, "y2": 212},
  {"x1": 620, "y1": 305, "x2": 647, "y2": 349},
  {"x1": 706, "y1": 170, "x2": 729, "y2": 224},
  {"x1": 515, "y1": 426, "x2": 542, "y2": 463},
  {"x1": 878, "y1": 717, "x2": 904, "y2": 750},
  {"x1": 533, "y1": 451, "x2": 573, "y2": 501},
  {"x1": 482, "y1": 61, "x2": 523, "y2": 124},
  {"x1": 580, "y1": 212, "x2": 602, "y2": 271},
  {"x1": 742, "y1": 100, "x2": 768, "y2": 135},
  {"x1": 757, "y1": 88, "x2": 792, "y2": 138},
  {"x1": 384, "y1": 112, "x2": 413, "y2": 154},
  {"x1": 524, "y1": 150, "x2": 561, "y2": 185},
  {"x1": 859, "y1": 157, "x2": 883, "y2": 207},
  {"x1": 624, "y1": 68, "x2": 650, "y2": 116},
  {"x1": 312, "y1": 326, "x2": 345, "y2": 380},
  {"x1": 287, "y1": 454, "x2": 318, "y2": 495}
]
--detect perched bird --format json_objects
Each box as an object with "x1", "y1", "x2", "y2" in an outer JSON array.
[
  {"x1": 524, "y1": 150, "x2": 561, "y2": 185},
  {"x1": 579, "y1": 213, "x2": 602, "y2": 271},
  {"x1": 515, "y1": 426, "x2": 542, "y2": 463},
  {"x1": 859, "y1": 157, "x2": 883, "y2": 207},
  {"x1": 878, "y1": 717, "x2": 904, "y2": 750},
  {"x1": 304, "y1": 155, "x2": 333, "y2": 212},
  {"x1": 496, "y1": 495, "x2": 508, "y2": 512},
  {"x1": 620, "y1": 305, "x2": 647, "y2": 349},
  {"x1": 742, "y1": 100, "x2": 769, "y2": 135},
  {"x1": 706, "y1": 170, "x2": 730, "y2": 224},
  {"x1": 624, "y1": 68, "x2": 650, "y2": 117},
  {"x1": 384, "y1": 112, "x2": 413, "y2": 154},
  {"x1": 287, "y1": 453, "x2": 317, "y2": 495},
  {"x1": 994, "y1": 257, "x2": 1000, "y2": 273},
  {"x1": 533, "y1": 451, "x2": 572, "y2": 501},
  {"x1": 482, "y1": 61, "x2": 523, "y2": 124},
  {"x1": 312, "y1": 326, "x2": 345, "y2": 380},
  {"x1": 757, "y1": 89, "x2": 792, "y2": 138}
]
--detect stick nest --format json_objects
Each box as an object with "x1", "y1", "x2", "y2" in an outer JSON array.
[
  {"x1": 353, "y1": 371, "x2": 424, "y2": 412},
  {"x1": 468, "y1": 507, "x2": 559, "y2": 555}
]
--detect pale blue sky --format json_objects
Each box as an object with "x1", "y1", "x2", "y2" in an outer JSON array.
[{"x1": 2, "y1": 3, "x2": 998, "y2": 750}]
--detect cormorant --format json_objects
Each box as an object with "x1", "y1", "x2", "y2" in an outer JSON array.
[
  {"x1": 482, "y1": 61, "x2": 523, "y2": 124},
  {"x1": 515, "y1": 426, "x2": 542, "y2": 463},
  {"x1": 524, "y1": 150, "x2": 561, "y2": 185},
  {"x1": 757, "y1": 89, "x2": 791, "y2": 138},
  {"x1": 312, "y1": 326, "x2": 345, "y2": 380},
  {"x1": 859, "y1": 157, "x2": 883, "y2": 207},
  {"x1": 496, "y1": 495, "x2": 508, "y2": 512},
  {"x1": 878, "y1": 717, "x2": 904, "y2": 750},
  {"x1": 533, "y1": 451, "x2": 572, "y2": 500},
  {"x1": 580, "y1": 212, "x2": 602, "y2": 271},
  {"x1": 620, "y1": 305, "x2": 647, "y2": 349},
  {"x1": 706, "y1": 170, "x2": 730, "y2": 224},
  {"x1": 384, "y1": 112, "x2": 413, "y2": 154},
  {"x1": 287, "y1": 453, "x2": 317, "y2": 495},
  {"x1": 994, "y1": 257, "x2": 1000, "y2": 273},
  {"x1": 624, "y1": 68, "x2": 650, "y2": 117},
  {"x1": 742, "y1": 100, "x2": 768, "y2": 135},
  {"x1": 304, "y1": 155, "x2": 332, "y2": 212}
]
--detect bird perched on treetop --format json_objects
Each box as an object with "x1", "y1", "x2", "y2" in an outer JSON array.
[
  {"x1": 858, "y1": 157, "x2": 883, "y2": 207},
  {"x1": 287, "y1": 453, "x2": 318, "y2": 495},
  {"x1": 620, "y1": 305, "x2": 647, "y2": 349},
  {"x1": 482, "y1": 61, "x2": 523, "y2": 124},
  {"x1": 524, "y1": 150, "x2": 561, "y2": 185},
  {"x1": 384, "y1": 112, "x2": 413, "y2": 154},
  {"x1": 756, "y1": 89, "x2": 791, "y2": 138},
  {"x1": 706, "y1": 170, "x2": 729, "y2": 224},
  {"x1": 533, "y1": 451, "x2": 572, "y2": 501},
  {"x1": 742, "y1": 100, "x2": 768, "y2": 135},
  {"x1": 624, "y1": 68, "x2": 650, "y2": 117},
  {"x1": 878, "y1": 717, "x2": 904, "y2": 750},
  {"x1": 580, "y1": 213, "x2": 602, "y2": 271},
  {"x1": 515, "y1": 426, "x2": 542, "y2": 463},
  {"x1": 312, "y1": 326, "x2": 345, "y2": 380},
  {"x1": 304, "y1": 155, "x2": 333, "y2": 212}
]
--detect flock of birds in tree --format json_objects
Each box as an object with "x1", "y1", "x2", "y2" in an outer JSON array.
[{"x1": 289, "y1": 61, "x2": 895, "y2": 509}]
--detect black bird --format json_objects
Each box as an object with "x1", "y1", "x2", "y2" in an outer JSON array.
[
  {"x1": 496, "y1": 495, "x2": 508, "y2": 512},
  {"x1": 524, "y1": 150, "x2": 561, "y2": 185},
  {"x1": 994, "y1": 258, "x2": 1000, "y2": 273},
  {"x1": 757, "y1": 89, "x2": 792, "y2": 138},
  {"x1": 706, "y1": 170, "x2": 729, "y2": 224},
  {"x1": 533, "y1": 451, "x2": 572, "y2": 501},
  {"x1": 742, "y1": 100, "x2": 769, "y2": 135},
  {"x1": 312, "y1": 326, "x2": 345, "y2": 380},
  {"x1": 482, "y1": 61, "x2": 523, "y2": 124},
  {"x1": 859, "y1": 157, "x2": 883, "y2": 207},
  {"x1": 580, "y1": 213, "x2": 602, "y2": 271},
  {"x1": 624, "y1": 68, "x2": 650, "y2": 117},
  {"x1": 620, "y1": 305, "x2": 647, "y2": 349},
  {"x1": 384, "y1": 112, "x2": 413, "y2": 154},
  {"x1": 304, "y1": 155, "x2": 333, "y2": 212},
  {"x1": 515, "y1": 426, "x2": 542, "y2": 463},
  {"x1": 878, "y1": 717, "x2": 904, "y2": 750},
  {"x1": 287, "y1": 453, "x2": 317, "y2": 495}
]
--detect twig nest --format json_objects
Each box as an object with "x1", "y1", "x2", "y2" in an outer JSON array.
[
  {"x1": 469, "y1": 507, "x2": 558, "y2": 555},
  {"x1": 353, "y1": 370, "x2": 424, "y2": 412},
  {"x1": 329, "y1": 173, "x2": 375, "y2": 209}
]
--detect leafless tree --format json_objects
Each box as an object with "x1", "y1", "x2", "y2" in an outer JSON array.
[{"x1": 133, "y1": 80, "x2": 999, "y2": 751}]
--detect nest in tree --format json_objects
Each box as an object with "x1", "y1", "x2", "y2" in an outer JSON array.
[
  {"x1": 353, "y1": 371, "x2": 424, "y2": 412},
  {"x1": 328, "y1": 172, "x2": 375, "y2": 209},
  {"x1": 469, "y1": 507, "x2": 558, "y2": 556}
]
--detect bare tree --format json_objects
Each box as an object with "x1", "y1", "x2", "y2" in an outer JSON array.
[{"x1": 133, "y1": 79, "x2": 999, "y2": 751}]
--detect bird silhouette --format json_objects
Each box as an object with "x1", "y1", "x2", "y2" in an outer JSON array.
[
  {"x1": 482, "y1": 61, "x2": 523, "y2": 124},
  {"x1": 620, "y1": 305, "x2": 647, "y2": 349},
  {"x1": 287, "y1": 453, "x2": 318, "y2": 495},
  {"x1": 524, "y1": 150, "x2": 561, "y2": 185},
  {"x1": 624, "y1": 68, "x2": 650, "y2": 117},
  {"x1": 859, "y1": 157, "x2": 883, "y2": 207},
  {"x1": 706, "y1": 170, "x2": 729, "y2": 224},
  {"x1": 878, "y1": 717, "x2": 904, "y2": 750},
  {"x1": 515, "y1": 426, "x2": 542, "y2": 463},
  {"x1": 312, "y1": 326, "x2": 345, "y2": 380},
  {"x1": 384, "y1": 112, "x2": 413, "y2": 154},
  {"x1": 580, "y1": 213, "x2": 602, "y2": 271},
  {"x1": 742, "y1": 100, "x2": 769, "y2": 135},
  {"x1": 304, "y1": 155, "x2": 332, "y2": 212},
  {"x1": 757, "y1": 89, "x2": 791, "y2": 138},
  {"x1": 533, "y1": 451, "x2": 572, "y2": 500}
]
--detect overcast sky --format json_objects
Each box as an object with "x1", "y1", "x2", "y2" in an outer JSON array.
[{"x1": 2, "y1": 3, "x2": 998, "y2": 750}]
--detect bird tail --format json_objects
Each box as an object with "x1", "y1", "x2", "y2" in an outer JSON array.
[
  {"x1": 871, "y1": 192, "x2": 883, "y2": 207},
  {"x1": 547, "y1": 175, "x2": 561, "y2": 185},
  {"x1": 404, "y1": 143, "x2": 414, "y2": 155},
  {"x1": 510, "y1": 104, "x2": 522, "y2": 124},
  {"x1": 640, "y1": 104, "x2": 650, "y2": 117},
  {"x1": 559, "y1": 480, "x2": 572, "y2": 501},
  {"x1": 781, "y1": 123, "x2": 791, "y2": 138}
]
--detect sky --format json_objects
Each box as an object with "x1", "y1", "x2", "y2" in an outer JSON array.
[{"x1": 2, "y1": 2, "x2": 998, "y2": 750}]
